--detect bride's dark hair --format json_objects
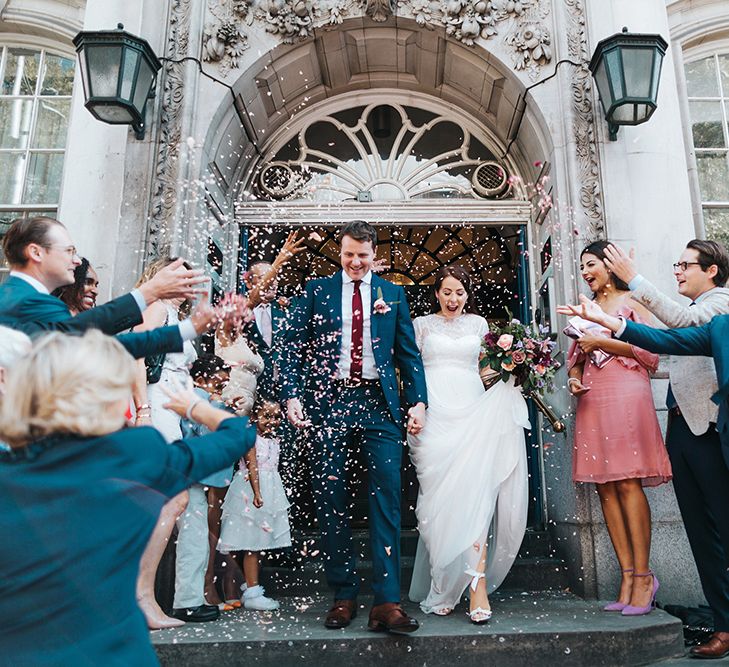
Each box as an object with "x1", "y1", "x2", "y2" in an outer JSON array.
[{"x1": 430, "y1": 265, "x2": 477, "y2": 314}]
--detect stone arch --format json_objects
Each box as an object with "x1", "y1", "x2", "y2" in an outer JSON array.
[{"x1": 201, "y1": 17, "x2": 555, "y2": 206}]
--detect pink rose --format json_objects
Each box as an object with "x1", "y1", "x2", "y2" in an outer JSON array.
[
  {"x1": 373, "y1": 298, "x2": 391, "y2": 314},
  {"x1": 512, "y1": 349, "x2": 526, "y2": 364},
  {"x1": 496, "y1": 334, "x2": 514, "y2": 351},
  {"x1": 501, "y1": 360, "x2": 516, "y2": 372}
]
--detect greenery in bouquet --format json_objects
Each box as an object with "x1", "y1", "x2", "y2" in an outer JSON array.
[{"x1": 479, "y1": 314, "x2": 559, "y2": 397}]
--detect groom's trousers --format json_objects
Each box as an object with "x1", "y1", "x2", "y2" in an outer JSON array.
[{"x1": 310, "y1": 382, "x2": 404, "y2": 605}]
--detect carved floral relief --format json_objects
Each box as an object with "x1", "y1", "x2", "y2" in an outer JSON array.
[{"x1": 203, "y1": 0, "x2": 552, "y2": 78}]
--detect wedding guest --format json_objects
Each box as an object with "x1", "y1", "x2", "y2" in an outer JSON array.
[
  {"x1": 131, "y1": 257, "x2": 215, "y2": 628},
  {"x1": 218, "y1": 231, "x2": 306, "y2": 413},
  {"x1": 183, "y1": 354, "x2": 243, "y2": 611},
  {"x1": 218, "y1": 399, "x2": 292, "y2": 610},
  {"x1": 0, "y1": 330, "x2": 255, "y2": 666},
  {"x1": 0, "y1": 216, "x2": 207, "y2": 358},
  {"x1": 567, "y1": 241, "x2": 671, "y2": 616},
  {"x1": 408, "y1": 266, "x2": 529, "y2": 623},
  {"x1": 589, "y1": 240, "x2": 729, "y2": 658},
  {"x1": 52, "y1": 257, "x2": 99, "y2": 314}
]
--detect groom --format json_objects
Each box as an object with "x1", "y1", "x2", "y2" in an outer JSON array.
[{"x1": 282, "y1": 220, "x2": 427, "y2": 634}]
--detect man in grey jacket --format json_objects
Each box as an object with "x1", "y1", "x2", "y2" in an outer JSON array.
[{"x1": 605, "y1": 240, "x2": 729, "y2": 659}]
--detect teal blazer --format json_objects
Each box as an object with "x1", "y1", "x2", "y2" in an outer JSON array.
[
  {"x1": 0, "y1": 275, "x2": 184, "y2": 359},
  {"x1": 281, "y1": 272, "x2": 427, "y2": 425},
  {"x1": 0, "y1": 417, "x2": 256, "y2": 666},
  {"x1": 621, "y1": 316, "x2": 729, "y2": 461}
]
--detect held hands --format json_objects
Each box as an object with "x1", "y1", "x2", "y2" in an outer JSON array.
[
  {"x1": 407, "y1": 402, "x2": 426, "y2": 436},
  {"x1": 287, "y1": 397, "x2": 312, "y2": 429},
  {"x1": 603, "y1": 244, "x2": 637, "y2": 285},
  {"x1": 140, "y1": 258, "x2": 206, "y2": 303}
]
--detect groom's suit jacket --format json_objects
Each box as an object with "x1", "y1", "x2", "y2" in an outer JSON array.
[
  {"x1": 0, "y1": 275, "x2": 184, "y2": 360},
  {"x1": 281, "y1": 271, "x2": 427, "y2": 425},
  {"x1": 620, "y1": 316, "x2": 729, "y2": 465}
]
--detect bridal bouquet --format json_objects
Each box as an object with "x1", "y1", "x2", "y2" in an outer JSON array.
[{"x1": 479, "y1": 314, "x2": 559, "y2": 397}]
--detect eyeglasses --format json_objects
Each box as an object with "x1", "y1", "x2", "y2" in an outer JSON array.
[
  {"x1": 45, "y1": 244, "x2": 78, "y2": 258},
  {"x1": 672, "y1": 261, "x2": 704, "y2": 272}
]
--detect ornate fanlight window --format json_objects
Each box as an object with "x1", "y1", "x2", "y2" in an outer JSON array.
[{"x1": 252, "y1": 103, "x2": 515, "y2": 202}]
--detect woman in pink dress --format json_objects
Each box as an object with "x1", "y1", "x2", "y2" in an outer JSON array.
[{"x1": 567, "y1": 241, "x2": 671, "y2": 616}]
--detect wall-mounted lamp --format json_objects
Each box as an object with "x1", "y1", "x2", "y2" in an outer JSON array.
[
  {"x1": 73, "y1": 24, "x2": 161, "y2": 139},
  {"x1": 589, "y1": 27, "x2": 668, "y2": 141}
]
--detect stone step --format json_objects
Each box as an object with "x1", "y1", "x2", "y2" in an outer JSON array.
[
  {"x1": 258, "y1": 555, "x2": 568, "y2": 597},
  {"x1": 152, "y1": 591, "x2": 684, "y2": 667}
]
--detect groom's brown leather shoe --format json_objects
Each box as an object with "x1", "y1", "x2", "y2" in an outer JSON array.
[
  {"x1": 689, "y1": 631, "x2": 729, "y2": 659},
  {"x1": 324, "y1": 600, "x2": 357, "y2": 629},
  {"x1": 368, "y1": 603, "x2": 419, "y2": 635}
]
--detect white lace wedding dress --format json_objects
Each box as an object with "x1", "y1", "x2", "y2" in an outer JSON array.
[{"x1": 408, "y1": 313, "x2": 530, "y2": 614}]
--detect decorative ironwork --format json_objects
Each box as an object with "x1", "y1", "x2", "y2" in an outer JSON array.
[{"x1": 252, "y1": 103, "x2": 512, "y2": 202}]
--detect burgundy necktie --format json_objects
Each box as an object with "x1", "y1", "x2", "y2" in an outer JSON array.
[{"x1": 350, "y1": 279, "x2": 363, "y2": 380}]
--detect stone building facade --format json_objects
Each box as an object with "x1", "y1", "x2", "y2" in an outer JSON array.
[{"x1": 1, "y1": 0, "x2": 728, "y2": 605}]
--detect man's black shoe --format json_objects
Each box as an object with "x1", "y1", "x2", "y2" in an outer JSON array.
[{"x1": 171, "y1": 604, "x2": 220, "y2": 623}]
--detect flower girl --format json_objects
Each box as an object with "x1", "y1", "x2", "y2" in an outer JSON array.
[{"x1": 218, "y1": 399, "x2": 292, "y2": 611}]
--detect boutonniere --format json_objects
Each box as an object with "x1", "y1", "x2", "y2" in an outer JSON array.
[
  {"x1": 277, "y1": 296, "x2": 290, "y2": 309},
  {"x1": 373, "y1": 286, "x2": 399, "y2": 314}
]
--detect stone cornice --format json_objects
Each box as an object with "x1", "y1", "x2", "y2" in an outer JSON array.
[{"x1": 0, "y1": 0, "x2": 85, "y2": 43}]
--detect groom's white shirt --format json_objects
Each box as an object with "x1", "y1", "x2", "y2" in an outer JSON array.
[{"x1": 338, "y1": 270, "x2": 378, "y2": 379}]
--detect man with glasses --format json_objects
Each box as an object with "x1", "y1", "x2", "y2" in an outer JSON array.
[
  {"x1": 0, "y1": 216, "x2": 213, "y2": 359},
  {"x1": 564, "y1": 239, "x2": 729, "y2": 659}
]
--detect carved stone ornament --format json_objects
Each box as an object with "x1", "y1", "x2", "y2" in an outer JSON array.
[
  {"x1": 564, "y1": 0, "x2": 605, "y2": 239},
  {"x1": 148, "y1": 0, "x2": 192, "y2": 259},
  {"x1": 203, "y1": 0, "x2": 551, "y2": 77}
]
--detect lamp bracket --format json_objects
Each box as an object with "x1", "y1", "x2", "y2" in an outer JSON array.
[{"x1": 608, "y1": 122, "x2": 619, "y2": 141}]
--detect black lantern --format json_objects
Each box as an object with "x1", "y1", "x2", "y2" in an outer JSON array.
[
  {"x1": 73, "y1": 24, "x2": 161, "y2": 139},
  {"x1": 589, "y1": 28, "x2": 668, "y2": 141}
]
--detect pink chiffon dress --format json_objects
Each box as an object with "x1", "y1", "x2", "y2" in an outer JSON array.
[{"x1": 567, "y1": 306, "x2": 672, "y2": 487}]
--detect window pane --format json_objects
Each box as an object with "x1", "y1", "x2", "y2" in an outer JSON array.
[
  {"x1": 689, "y1": 100, "x2": 726, "y2": 148},
  {"x1": 704, "y1": 207, "x2": 729, "y2": 248},
  {"x1": 32, "y1": 98, "x2": 70, "y2": 148},
  {"x1": 720, "y1": 54, "x2": 729, "y2": 98},
  {"x1": 40, "y1": 54, "x2": 75, "y2": 96},
  {"x1": 3, "y1": 48, "x2": 40, "y2": 96},
  {"x1": 0, "y1": 210, "x2": 24, "y2": 227},
  {"x1": 0, "y1": 153, "x2": 26, "y2": 204},
  {"x1": 22, "y1": 152, "x2": 63, "y2": 205},
  {"x1": 696, "y1": 151, "x2": 729, "y2": 201},
  {"x1": 0, "y1": 98, "x2": 33, "y2": 149},
  {"x1": 685, "y1": 56, "x2": 719, "y2": 97}
]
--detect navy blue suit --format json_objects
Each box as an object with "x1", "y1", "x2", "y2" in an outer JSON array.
[
  {"x1": 621, "y1": 317, "x2": 729, "y2": 459},
  {"x1": 281, "y1": 272, "x2": 427, "y2": 604},
  {"x1": 246, "y1": 301, "x2": 290, "y2": 402},
  {"x1": 621, "y1": 316, "x2": 729, "y2": 630},
  {"x1": 0, "y1": 275, "x2": 185, "y2": 359},
  {"x1": 0, "y1": 417, "x2": 255, "y2": 666}
]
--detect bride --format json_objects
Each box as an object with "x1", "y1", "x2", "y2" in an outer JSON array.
[{"x1": 408, "y1": 265, "x2": 530, "y2": 623}]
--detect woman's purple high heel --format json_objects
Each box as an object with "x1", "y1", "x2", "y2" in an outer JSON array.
[
  {"x1": 622, "y1": 571, "x2": 659, "y2": 616},
  {"x1": 603, "y1": 568, "x2": 633, "y2": 612}
]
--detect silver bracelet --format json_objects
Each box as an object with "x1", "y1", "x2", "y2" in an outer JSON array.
[{"x1": 185, "y1": 399, "x2": 203, "y2": 422}]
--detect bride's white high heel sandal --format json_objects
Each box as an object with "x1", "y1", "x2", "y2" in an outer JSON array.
[{"x1": 465, "y1": 568, "x2": 492, "y2": 625}]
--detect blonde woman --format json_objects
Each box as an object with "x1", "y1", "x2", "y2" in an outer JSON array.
[{"x1": 0, "y1": 331, "x2": 255, "y2": 665}]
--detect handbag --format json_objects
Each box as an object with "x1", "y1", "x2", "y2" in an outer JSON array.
[
  {"x1": 562, "y1": 316, "x2": 614, "y2": 369},
  {"x1": 144, "y1": 312, "x2": 169, "y2": 384}
]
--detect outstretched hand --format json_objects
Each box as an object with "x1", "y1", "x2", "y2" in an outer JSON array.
[
  {"x1": 276, "y1": 231, "x2": 308, "y2": 264},
  {"x1": 603, "y1": 244, "x2": 637, "y2": 285},
  {"x1": 556, "y1": 294, "x2": 607, "y2": 325},
  {"x1": 139, "y1": 258, "x2": 206, "y2": 303}
]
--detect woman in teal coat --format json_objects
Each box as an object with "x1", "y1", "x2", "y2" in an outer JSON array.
[{"x1": 0, "y1": 331, "x2": 255, "y2": 666}]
